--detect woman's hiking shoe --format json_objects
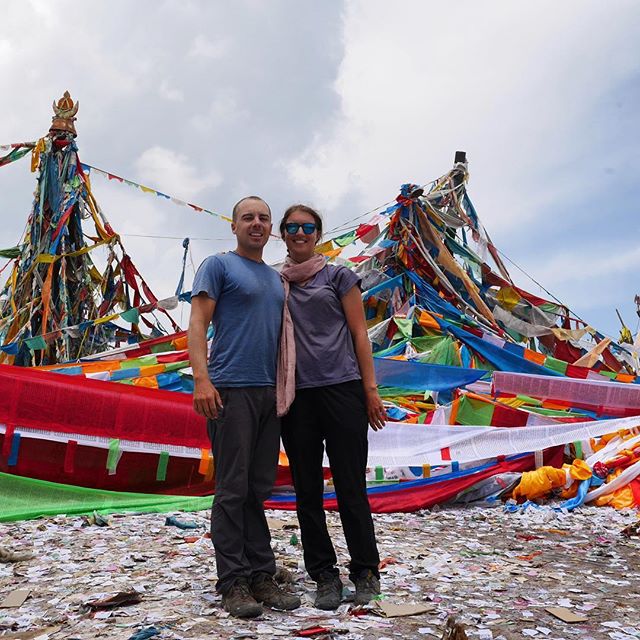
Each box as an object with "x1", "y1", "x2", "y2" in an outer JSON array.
[
  {"x1": 353, "y1": 570, "x2": 380, "y2": 605},
  {"x1": 314, "y1": 571, "x2": 343, "y2": 610},
  {"x1": 250, "y1": 572, "x2": 301, "y2": 611},
  {"x1": 222, "y1": 578, "x2": 263, "y2": 618}
]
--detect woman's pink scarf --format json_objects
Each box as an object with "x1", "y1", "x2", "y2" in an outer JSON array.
[{"x1": 276, "y1": 253, "x2": 327, "y2": 416}]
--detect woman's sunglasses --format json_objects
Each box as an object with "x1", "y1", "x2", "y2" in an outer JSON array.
[{"x1": 285, "y1": 222, "x2": 317, "y2": 235}]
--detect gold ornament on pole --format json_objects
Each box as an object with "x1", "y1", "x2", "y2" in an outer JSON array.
[{"x1": 49, "y1": 91, "x2": 79, "y2": 137}]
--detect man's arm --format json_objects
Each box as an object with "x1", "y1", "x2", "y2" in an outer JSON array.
[{"x1": 188, "y1": 294, "x2": 223, "y2": 419}]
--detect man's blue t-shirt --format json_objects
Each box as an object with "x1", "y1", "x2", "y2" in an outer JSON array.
[{"x1": 191, "y1": 252, "x2": 284, "y2": 387}]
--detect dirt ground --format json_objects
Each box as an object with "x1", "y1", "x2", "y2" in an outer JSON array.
[{"x1": 1, "y1": 504, "x2": 639, "y2": 639}]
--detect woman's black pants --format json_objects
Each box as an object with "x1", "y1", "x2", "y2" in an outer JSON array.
[{"x1": 281, "y1": 380, "x2": 380, "y2": 582}]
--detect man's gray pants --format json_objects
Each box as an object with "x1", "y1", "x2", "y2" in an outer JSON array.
[{"x1": 207, "y1": 386, "x2": 280, "y2": 594}]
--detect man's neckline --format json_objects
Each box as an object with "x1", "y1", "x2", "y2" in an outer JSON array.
[{"x1": 230, "y1": 250, "x2": 264, "y2": 264}]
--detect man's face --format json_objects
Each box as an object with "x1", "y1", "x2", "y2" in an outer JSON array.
[{"x1": 232, "y1": 199, "x2": 272, "y2": 251}]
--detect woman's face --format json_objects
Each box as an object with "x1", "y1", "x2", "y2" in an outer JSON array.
[{"x1": 284, "y1": 209, "x2": 320, "y2": 262}]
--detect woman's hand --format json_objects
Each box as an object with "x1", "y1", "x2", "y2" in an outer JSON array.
[{"x1": 365, "y1": 388, "x2": 386, "y2": 431}]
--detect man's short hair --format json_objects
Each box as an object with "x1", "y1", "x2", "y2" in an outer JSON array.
[{"x1": 232, "y1": 196, "x2": 272, "y2": 222}]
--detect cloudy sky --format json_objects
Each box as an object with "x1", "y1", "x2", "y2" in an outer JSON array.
[{"x1": 0, "y1": 0, "x2": 639, "y2": 335}]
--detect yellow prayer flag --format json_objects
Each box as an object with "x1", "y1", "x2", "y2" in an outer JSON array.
[
  {"x1": 314, "y1": 240, "x2": 335, "y2": 255},
  {"x1": 36, "y1": 253, "x2": 57, "y2": 264},
  {"x1": 321, "y1": 248, "x2": 343, "y2": 259},
  {"x1": 94, "y1": 313, "x2": 120, "y2": 325},
  {"x1": 31, "y1": 138, "x2": 46, "y2": 172},
  {"x1": 496, "y1": 286, "x2": 521, "y2": 311}
]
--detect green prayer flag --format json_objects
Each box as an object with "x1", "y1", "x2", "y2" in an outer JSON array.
[
  {"x1": 165, "y1": 361, "x2": 189, "y2": 373},
  {"x1": 25, "y1": 335, "x2": 47, "y2": 351},
  {"x1": 0, "y1": 246, "x2": 21, "y2": 259},
  {"x1": 0, "y1": 471, "x2": 213, "y2": 523},
  {"x1": 413, "y1": 336, "x2": 460, "y2": 367},
  {"x1": 156, "y1": 451, "x2": 169, "y2": 481},
  {"x1": 544, "y1": 357, "x2": 568, "y2": 375},
  {"x1": 527, "y1": 407, "x2": 580, "y2": 417},
  {"x1": 455, "y1": 396, "x2": 495, "y2": 426},
  {"x1": 374, "y1": 339, "x2": 409, "y2": 358},
  {"x1": 121, "y1": 308, "x2": 140, "y2": 324},
  {"x1": 0, "y1": 146, "x2": 31, "y2": 167},
  {"x1": 149, "y1": 342, "x2": 174, "y2": 354},
  {"x1": 377, "y1": 386, "x2": 417, "y2": 397},
  {"x1": 333, "y1": 230, "x2": 357, "y2": 247},
  {"x1": 106, "y1": 439, "x2": 121, "y2": 473},
  {"x1": 394, "y1": 317, "x2": 413, "y2": 339},
  {"x1": 121, "y1": 355, "x2": 157, "y2": 369}
]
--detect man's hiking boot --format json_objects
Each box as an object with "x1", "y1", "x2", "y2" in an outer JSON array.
[
  {"x1": 314, "y1": 571, "x2": 343, "y2": 610},
  {"x1": 250, "y1": 572, "x2": 301, "y2": 611},
  {"x1": 353, "y1": 569, "x2": 380, "y2": 605},
  {"x1": 222, "y1": 578, "x2": 263, "y2": 618}
]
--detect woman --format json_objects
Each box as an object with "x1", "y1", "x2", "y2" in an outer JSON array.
[{"x1": 277, "y1": 204, "x2": 386, "y2": 610}]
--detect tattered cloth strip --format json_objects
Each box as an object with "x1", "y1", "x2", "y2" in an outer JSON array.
[
  {"x1": 492, "y1": 305, "x2": 553, "y2": 338},
  {"x1": 493, "y1": 371, "x2": 640, "y2": 411},
  {"x1": 0, "y1": 144, "x2": 33, "y2": 168},
  {"x1": 0, "y1": 246, "x2": 21, "y2": 259},
  {"x1": 0, "y1": 142, "x2": 37, "y2": 151},
  {"x1": 374, "y1": 357, "x2": 487, "y2": 391},
  {"x1": 364, "y1": 415, "x2": 640, "y2": 467}
]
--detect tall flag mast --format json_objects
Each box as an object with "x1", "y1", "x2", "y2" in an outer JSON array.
[{"x1": 0, "y1": 92, "x2": 178, "y2": 366}]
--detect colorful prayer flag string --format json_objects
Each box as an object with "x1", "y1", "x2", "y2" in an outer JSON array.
[
  {"x1": 81, "y1": 163, "x2": 233, "y2": 223},
  {"x1": 0, "y1": 294, "x2": 183, "y2": 354}
]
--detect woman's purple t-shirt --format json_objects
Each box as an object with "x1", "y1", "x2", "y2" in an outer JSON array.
[{"x1": 287, "y1": 264, "x2": 362, "y2": 389}]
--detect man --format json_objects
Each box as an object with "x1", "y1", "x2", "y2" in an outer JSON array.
[{"x1": 188, "y1": 196, "x2": 300, "y2": 618}]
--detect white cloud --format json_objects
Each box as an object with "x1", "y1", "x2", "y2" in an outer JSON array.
[
  {"x1": 158, "y1": 79, "x2": 184, "y2": 103},
  {"x1": 189, "y1": 91, "x2": 249, "y2": 132},
  {"x1": 530, "y1": 244, "x2": 640, "y2": 287},
  {"x1": 134, "y1": 146, "x2": 223, "y2": 199},
  {"x1": 287, "y1": 0, "x2": 640, "y2": 234},
  {"x1": 187, "y1": 35, "x2": 230, "y2": 60},
  {"x1": 0, "y1": 39, "x2": 12, "y2": 59}
]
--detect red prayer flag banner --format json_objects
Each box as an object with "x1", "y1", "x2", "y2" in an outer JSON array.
[
  {"x1": 64, "y1": 439, "x2": 78, "y2": 474},
  {"x1": 356, "y1": 223, "x2": 380, "y2": 244},
  {"x1": 2, "y1": 424, "x2": 15, "y2": 457}
]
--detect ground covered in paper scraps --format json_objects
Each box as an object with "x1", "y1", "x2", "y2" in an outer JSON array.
[{"x1": 1, "y1": 505, "x2": 640, "y2": 640}]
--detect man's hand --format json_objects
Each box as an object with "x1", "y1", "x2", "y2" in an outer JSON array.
[
  {"x1": 189, "y1": 294, "x2": 219, "y2": 419},
  {"x1": 193, "y1": 378, "x2": 224, "y2": 419},
  {"x1": 365, "y1": 388, "x2": 386, "y2": 431}
]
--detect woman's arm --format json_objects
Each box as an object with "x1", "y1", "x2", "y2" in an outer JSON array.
[{"x1": 341, "y1": 286, "x2": 386, "y2": 431}]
